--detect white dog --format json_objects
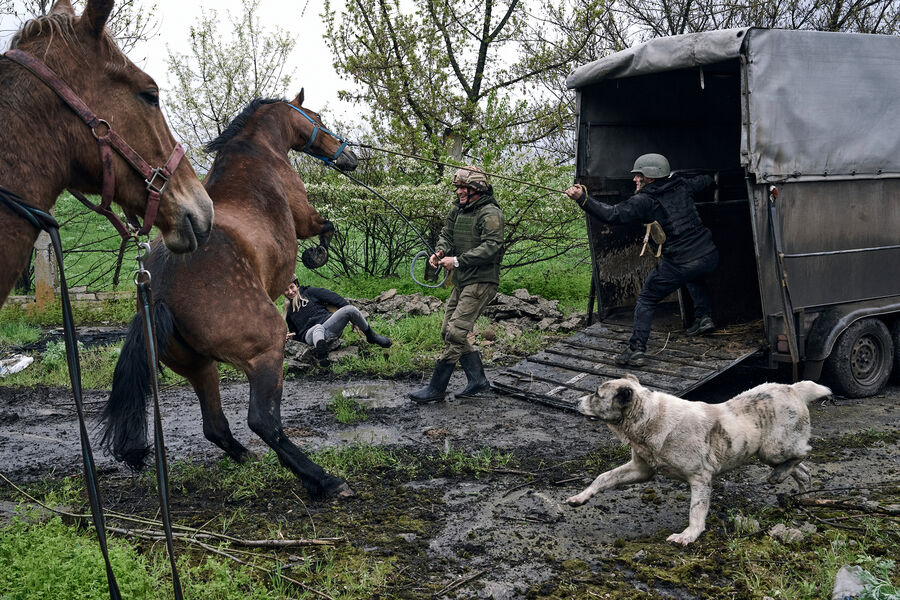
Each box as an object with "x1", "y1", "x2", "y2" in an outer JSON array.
[{"x1": 566, "y1": 374, "x2": 831, "y2": 545}]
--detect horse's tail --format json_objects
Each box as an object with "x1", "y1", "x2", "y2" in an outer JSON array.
[{"x1": 100, "y1": 301, "x2": 175, "y2": 471}]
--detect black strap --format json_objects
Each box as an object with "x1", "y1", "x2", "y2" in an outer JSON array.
[
  {"x1": 1, "y1": 185, "x2": 124, "y2": 600},
  {"x1": 136, "y1": 278, "x2": 183, "y2": 599},
  {"x1": 2, "y1": 184, "x2": 182, "y2": 599}
]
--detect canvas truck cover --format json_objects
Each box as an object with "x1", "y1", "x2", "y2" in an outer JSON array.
[{"x1": 567, "y1": 28, "x2": 900, "y2": 182}]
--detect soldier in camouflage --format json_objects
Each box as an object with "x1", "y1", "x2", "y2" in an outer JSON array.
[{"x1": 410, "y1": 165, "x2": 505, "y2": 403}]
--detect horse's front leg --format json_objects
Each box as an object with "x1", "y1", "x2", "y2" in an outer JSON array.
[
  {"x1": 246, "y1": 348, "x2": 353, "y2": 499},
  {"x1": 300, "y1": 220, "x2": 334, "y2": 269}
]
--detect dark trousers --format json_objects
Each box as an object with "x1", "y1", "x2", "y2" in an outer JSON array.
[{"x1": 629, "y1": 250, "x2": 719, "y2": 351}]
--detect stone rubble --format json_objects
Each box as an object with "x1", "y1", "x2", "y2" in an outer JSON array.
[{"x1": 284, "y1": 288, "x2": 587, "y2": 371}]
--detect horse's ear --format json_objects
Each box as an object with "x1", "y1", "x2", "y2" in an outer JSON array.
[
  {"x1": 293, "y1": 89, "x2": 305, "y2": 106},
  {"x1": 79, "y1": 0, "x2": 114, "y2": 38},
  {"x1": 49, "y1": 0, "x2": 76, "y2": 16}
]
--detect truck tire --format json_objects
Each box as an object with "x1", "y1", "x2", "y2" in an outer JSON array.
[
  {"x1": 824, "y1": 318, "x2": 893, "y2": 398},
  {"x1": 891, "y1": 320, "x2": 900, "y2": 382}
]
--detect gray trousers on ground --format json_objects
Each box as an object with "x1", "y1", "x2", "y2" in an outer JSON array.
[
  {"x1": 304, "y1": 306, "x2": 368, "y2": 347},
  {"x1": 440, "y1": 281, "x2": 498, "y2": 362}
]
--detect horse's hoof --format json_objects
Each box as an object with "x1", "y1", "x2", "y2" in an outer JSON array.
[
  {"x1": 323, "y1": 478, "x2": 355, "y2": 500},
  {"x1": 301, "y1": 246, "x2": 328, "y2": 269}
]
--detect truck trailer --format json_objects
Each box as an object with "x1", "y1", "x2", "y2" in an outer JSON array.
[{"x1": 493, "y1": 28, "x2": 900, "y2": 405}]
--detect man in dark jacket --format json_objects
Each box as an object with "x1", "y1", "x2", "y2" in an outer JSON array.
[
  {"x1": 283, "y1": 277, "x2": 391, "y2": 359},
  {"x1": 410, "y1": 165, "x2": 504, "y2": 403},
  {"x1": 565, "y1": 153, "x2": 718, "y2": 367}
]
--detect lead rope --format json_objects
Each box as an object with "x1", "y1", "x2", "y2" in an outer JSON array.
[
  {"x1": 134, "y1": 243, "x2": 184, "y2": 600},
  {"x1": 326, "y1": 166, "x2": 450, "y2": 288},
  {"x1": 1, "y1": 186, "x2": 183, "y2": 600},
  {"x1": 0, "y1": 186, "x2": 122, "y2": 600}
]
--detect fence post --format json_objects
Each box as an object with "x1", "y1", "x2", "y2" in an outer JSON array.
[{"x1": 33, "y1": 230, "x2": 58, "y2": 308}]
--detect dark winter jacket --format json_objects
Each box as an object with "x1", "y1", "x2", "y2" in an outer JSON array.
[
  {"x1": 576, "y1": 175, "x2": 716, "y2": 263},
  {"x1": 285, "y1": 286, "x2": 347, "y2": 338},
  {"x1": 435, "y1": 190, "x2": 504, "y2": 287}
]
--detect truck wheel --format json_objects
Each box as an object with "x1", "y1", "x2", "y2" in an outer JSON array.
[
  {"x1": 824, "y1": 318, "x2": 893, "y2": 398},
  {"x1": 891, "y1": 320, "x2": 900, "y2": 382}
]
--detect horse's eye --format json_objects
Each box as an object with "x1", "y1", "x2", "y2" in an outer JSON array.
[{"x1": 140, "y1": 89, "x2": 160, "y2": 108}]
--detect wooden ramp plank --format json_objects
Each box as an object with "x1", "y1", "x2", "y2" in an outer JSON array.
[{"x1": 493, "y1": 320, "x2": 763, "y2": 412}]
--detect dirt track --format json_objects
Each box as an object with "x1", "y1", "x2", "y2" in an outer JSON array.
[{"x1": 1, "y1": 366, "x2": 898, "y2": 598}]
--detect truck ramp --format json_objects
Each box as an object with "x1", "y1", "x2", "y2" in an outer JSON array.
[{"x1": 491, "y1": 320, "x2": 764, "y2": 411}]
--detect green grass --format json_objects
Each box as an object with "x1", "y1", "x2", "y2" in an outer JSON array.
[
  {"x1": 327, "y1": 392, "x2": 369, "y2": 424},
  {"x1": 0, "y1": 296, "x2": 137, "y2": 327},
  {"x1": 0, "y1": 509, "x2": 392, "y2": 600},
  {"x1": 0, "y1": 317, "x2": 41, "y2": 348},
  {"x1": 296, "y1": 250, "x2": 593, "y2": 313},
  {"x1": 0, "y1": 512, "x2": 164, "y2": 600},
  {"x1": 311, "y1": 442, "x2": 514, "y2": 481},
  {"x1": 726, "y1": 514, "x2": 899, "y2": 599}
]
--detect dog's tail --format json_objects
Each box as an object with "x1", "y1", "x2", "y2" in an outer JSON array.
[{"x1": 793, "y1": 380, "x2": 833, "y2": 403}]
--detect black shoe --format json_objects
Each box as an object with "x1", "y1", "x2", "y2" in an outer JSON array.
[
  {"x1": 686, "y1": 315, "x2": 716, "y2": 336},
  {"x1": 614, "y1": 349, "x2": 645, "y2": 367},
  {"x1": 457, "y1": 351, "x2": 491, "y2": 397},
  {"x1": 409, "y1": 360, "x2": 455, "y2": 403},
  {"x1": 364, "y1": 327, "x2": 392, "y2": 348},
  {"x1": 314, "y1": 339, "x2": 328, "y2": 359}
]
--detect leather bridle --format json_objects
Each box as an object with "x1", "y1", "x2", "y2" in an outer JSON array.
[{"x1": 3, "y1": 48, "x2": 186, "y2": 238}]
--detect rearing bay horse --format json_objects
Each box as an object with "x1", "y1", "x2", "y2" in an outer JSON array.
[
  {"x1": 102, "y1": 92, "x2": 357, "y2": 499},
  {"x1": 0, "y1": 0, "x2": 213, "y2": 307}
]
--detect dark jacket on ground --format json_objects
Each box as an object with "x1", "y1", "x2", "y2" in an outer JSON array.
[
  {"x1": 435, "y1": 190, "x2": 504, "y2": 287},
  {"x1": 577, "y1": 175, "x2": 716, "y2": 263},
  {"x1": 285, "y1": 286, "x2": 347, "y2": 338}
]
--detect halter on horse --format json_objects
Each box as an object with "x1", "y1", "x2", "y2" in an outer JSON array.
[{"x1": 102, "y1": 91, "x2": 360, "y2": 499}]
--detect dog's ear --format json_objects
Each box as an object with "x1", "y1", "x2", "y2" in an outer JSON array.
[
  {"x1": 613, "y1": 385, "x2": 633, "y2": 407},
  {"x1": 624, "y1": 373, "x2": 639, "y2": 384}
]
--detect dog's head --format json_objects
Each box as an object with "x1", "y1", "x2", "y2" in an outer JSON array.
[{"x1": 576, "y1": 374, "x2": 642, "y2": 423}]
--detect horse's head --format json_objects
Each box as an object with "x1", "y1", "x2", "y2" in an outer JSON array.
[
  {"x1": 7, "y1": 0, "x2": 213, "y2": 252},
  {"x1": 287, "y1": 90, "x2": 358, "y2": 172}
]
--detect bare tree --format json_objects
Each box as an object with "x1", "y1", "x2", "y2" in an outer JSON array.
[
  {"x1": 11, "y1": 0, "x2": 159, "y2": 53},
  {"x1": 612, "y1": 0, "x2": 899, "y2": 42},
  {"x1": 324, "y1": 0, "x2": 611, "y2": 176},
  {"x1": 164, "y1": 0, "x2": 295, "y2": 172}
]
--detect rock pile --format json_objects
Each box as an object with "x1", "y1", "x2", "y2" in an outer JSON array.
[{"x1": 283, "y1": 288, "x2": 587, "y2": 370}]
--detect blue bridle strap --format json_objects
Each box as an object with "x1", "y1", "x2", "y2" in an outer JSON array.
[{"x1": 284, "y1": 103, "x2": 348, "y2": 165}]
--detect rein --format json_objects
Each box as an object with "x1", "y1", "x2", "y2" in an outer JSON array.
[
  {"x1": 326, "y1": 167, "x2": 450, "y2": 288},
  {"x1": 0, "y1": 186, "x2": 184, "y2": 600},
  {"x1": 1, "y1": 186, "x2": 123, "y2": 599},
  {"x1": 3, "y1": 49, "x2": 186, "y2": 239}
]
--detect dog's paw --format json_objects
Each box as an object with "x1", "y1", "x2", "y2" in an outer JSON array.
[
  {"x1": 666, "y1": 528, "x2": 701, "y2": 546},
  {"x1": 566, "y1": 494, "x2": 589, "y2": 507}
]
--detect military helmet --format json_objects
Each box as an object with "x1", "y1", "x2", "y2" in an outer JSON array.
[
  {"x1": 630, "y1": 153, "x2": 671, "y2": 179},
  {"x1": 452, "y1": 165, "x2": 490, "y2": 192}
]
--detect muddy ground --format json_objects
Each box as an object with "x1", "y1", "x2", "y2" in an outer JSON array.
[{"x1": 0, "y1": 361, "x2": 898, "y2": 598}]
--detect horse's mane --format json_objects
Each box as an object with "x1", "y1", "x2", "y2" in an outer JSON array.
[
  {"x1": 10, "y1": 12, "x2": 75, "y2": 48},
  {"x1": 204, "y1": 98, "x2": 287, "y2": 154},
  {"x1": 11, "y1": 11, "x2": 124, "y2": 63}
]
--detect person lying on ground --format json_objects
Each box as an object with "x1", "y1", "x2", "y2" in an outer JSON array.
[{"x1": 283, "y1": 276, "x2": 392, "y2": 359}]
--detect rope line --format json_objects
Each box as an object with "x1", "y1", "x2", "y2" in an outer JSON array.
[
  {"x1": 326, "y1": 166, "x2": 449, "y2": 288},
  {"x1": 350, "y1": 143, "x2": 569, "y2": 195}
]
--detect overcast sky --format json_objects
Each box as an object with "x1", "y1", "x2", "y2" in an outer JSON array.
[{"x1": 0, "y1": 0, "x2": 356, "y2": 120}]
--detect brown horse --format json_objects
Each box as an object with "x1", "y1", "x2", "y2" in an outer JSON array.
[
  {"x1": 101, "y1": 92, "x2": 358, "y2": 499},
  {"x1": 0, "y1": 0, "x2": 213, "y2": 306}
]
